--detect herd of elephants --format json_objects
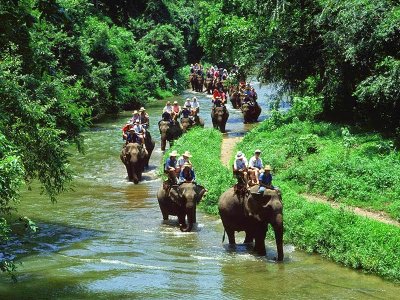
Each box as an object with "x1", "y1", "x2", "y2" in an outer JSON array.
[{"x1": 119, "y1": 79, "x2": 284, "y2": 262}]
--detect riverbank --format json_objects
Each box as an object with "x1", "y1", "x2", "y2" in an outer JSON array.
[{"x1": 166, "y1": 123, "x2": 400, "y2": 282}]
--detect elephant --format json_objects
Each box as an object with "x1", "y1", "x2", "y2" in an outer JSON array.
[
  {"x1": 180, "y1": 116, "x2": 205, "y2": 132},
  {"x1": 204, "y1": 77, "x2": 214, "y2": 94},
  {"x1": 218, "y1": 186, "x2": 284, "y2": 261},
  {"x1": 195, "y1": 75, "x2": 204, "y2": 92},
  {"x1": 229, "y1": 91, "x2": 241, "y2": 109},
  {"x1": 189, "y1": 74, "x2": 196, "y2": 91},
  {"x1": 158, "y1": 120, "x2": 183, "y2": 151},
  {"x1": 120, "y1": 142, "x2": 147, "y2": 183},
  {"x1": 241, "y1": 101, "x2": 261, "y2": 123},
  {"x1": 157, "y1": 182, "x2": 207, "y2": 232},
  {"x1": 211, "y1": 106, "x2": 229, "y2": 133}
]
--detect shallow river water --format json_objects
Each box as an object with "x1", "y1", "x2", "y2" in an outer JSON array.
[{"x1": 0, "y1": 83, "x2": 399, "y2": 299}]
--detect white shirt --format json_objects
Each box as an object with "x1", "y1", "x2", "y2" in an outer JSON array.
[
  {"x1": 163, "y1": 105, "x2": 172, "y2": 113},
  {"x1": 248, "y1": 156, "x2": 263, "y2": 169},
  {"x1": 192, "y1": 101, "x2": 199, "y2": 109}
]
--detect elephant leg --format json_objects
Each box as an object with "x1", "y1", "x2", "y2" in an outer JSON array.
[
  {"x1": 125, "y1": 164, "x2": 133, "y2": 181},
  {"x1": 161, "y1": 138, "x2": 166, "y2": 151},
  {"x1": 244, "y1": 231, "x2": 254, "y2": 244},
  {"x1": 178, "y1": 213, "x2": 187, "y2": 230},
  {"x1": 272, "y1": 214, "x2": 284, "y2": 261},
  {"x1": 254, "y1": 228, "x2": 267, "y2": 256},
  {"x1": 225, "y1": 228, "x2": 236, "y2": 245},
  {"x1": 160, "y1": 205, "x2": 169, "y2": 221}
]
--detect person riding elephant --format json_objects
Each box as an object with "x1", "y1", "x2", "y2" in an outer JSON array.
[
  {"x1": 195, "y1": 74, "x2": 204, "y2": 92},
  {"x1": 143, "y1": 129, "x2": 155, "y2": 169},
  {"x1": 241, "y1": 100, "x2": 261, "y2": 123},
  {"x1": 230, "y1": 89, "x2": 241, "y2": 109},
  {"x1": 120, "y1": 142, "x2": 147, "y2": 184},
  {"x1": 157, "y1": 181, "x2": 207, "y2": 232},
  {"x1": 211, "y1": 105, "x2": 229, "y2": 133},
  {"x1": 180, "y1": 105, "x2": 193, "y2": 133},
  {"x1": 218, "y1": 186, "x2": 284, "y2": 260},
  {"x1": 204, "y1": 77, "x2": 214, "y2": 94},
  {"x1": 158, "y1": 118, "x2": 183, "y2": 151}
]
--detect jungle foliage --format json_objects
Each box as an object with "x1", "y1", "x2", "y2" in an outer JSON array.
[
  {"x1": 0, "y1": 0, "x2": 201, "y2": 275},
  {"x1": 198, "y1": 0, "x2": 400, "y2": 133}
]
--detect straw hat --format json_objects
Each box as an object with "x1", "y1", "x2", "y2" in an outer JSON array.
[
  {"x1": 170, "y1": 150, "x2": 179, "y2": 157},
  {"x1": 173, "y1": 101, "x2": 178, "y2": 105},
  {"x1": 264, "y1": 165, "x2": 272, "y2": 171},
  {"x1": 183, "y1": 162, "x2": 191, "y2": 169},
  {"x1": 183, "y1": 151, "x2": 192, "y2": 158},
  {"x1": 133, "y1": 110, "x2": 138, "y2": 114},
  {"x1": 255, "y1": 149, "x2": 261, "y2": 154},
  {"x1": 166, "y1": 101, "x2": 171, "y2": 105},
  {"x1": 139, "y1": 107, "x2": 145, "y2": 112},
  {"x1": 236, "y1": 151, "x2": 244, "y2": 159}
]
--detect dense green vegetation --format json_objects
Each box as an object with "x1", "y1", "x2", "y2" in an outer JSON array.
[
  {"x1": 0, "y1": 0, "x2": 201, "y2": 275},
  {"x1": 198, "y1": 0, "x2": 400, "y2": 133}
]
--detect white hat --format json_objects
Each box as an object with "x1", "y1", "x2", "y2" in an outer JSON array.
[
  {"x1": 173, "y1": 101, "x2": 178, "y2": 105},
  {"x1": 170, "y1": 150, "x2": 179, "y2": 157},
  {"x1": 264, "y1": 165, "x2": 272, "y2": 171},
  {"x1": 183, "y1": 162, "x2": 191, "y2": 169},
  {"x1": 139, "y1": 107, "x2": 145, "y2": 112},
  {"x1": 183, "y1": 151, "x2": 192, "y2": 158},
  {"x1": 236, "y1": 151, "x2": 244, "y2": 159},
  {"x1": 255, "y1": 149, "x2": 261, "y2": 154},
  {"x1": 133, "y1": 110, "x2": 138, "y2": 114}
]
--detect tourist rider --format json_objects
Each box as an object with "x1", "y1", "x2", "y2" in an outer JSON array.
[
  {"x1": 184, "y1": 98, "x2": 192, "y2": 108},
  {"x1": 181, "y1": 104, "x2": 193, "y2": 125},
  {"x1": 177, "y1": 151, "x2": 192, "y2": 174},
  {"x1": 233, "y1": 151, "x2": 248, "y2": 184},
  {"x1": 126, "y1": 127, "x2": 137, "y2": 144},
  {"x1": 163, "y1": 101, "x2": 173, "y2": 115},
  {"x1": 179, "y1": 162, "x2": 196, "y2": 184},
  {"x1": 122, "y1": 122, "x2": 132, "y2": 141},
  {"x1": 132, "y1": 119, "x2": 146, "y2": 148},
  {"x1": 164, "y1": 150, "x2": 179, "y2": 184},
  {"x1": 248, "y1": 149, "x2": 263, "y2": 185},
  {"x1": 171, "y1": 101, "x2": 181, "y2": 121},
  {"x1": 130, "y1": 110, "x2": 140, "y2": 123},
  {"x1": 191, "y1": 97, "x2": 199, "y2": 115},
  {"x1": 139, "y1": 107, "x2": 149, "y2": 129},
  {"x1": 258, "y1": 165, "x2": 276, "y2": 194}
]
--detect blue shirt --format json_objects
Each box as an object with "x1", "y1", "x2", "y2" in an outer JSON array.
[
  {"x1": 259, "y1": 172, "x2": 272, "y2": 186},
  {"x1": 165, "y1": 157, "x2": 177, "y2": 171},
  {"x1": 179, "y1": 169, "x2": 196, "y2": 183}
]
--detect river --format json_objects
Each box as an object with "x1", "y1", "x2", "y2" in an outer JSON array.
[{"x1": 0, "y1": 83, "x2": 399, "y2": 299}]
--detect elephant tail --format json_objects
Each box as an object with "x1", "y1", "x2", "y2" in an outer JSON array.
[{"x1": 222, "y1": 230, "x2": 226, "y2": 243}]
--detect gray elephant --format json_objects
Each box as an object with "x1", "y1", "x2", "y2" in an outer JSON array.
[
  {"x1": 218, "y1": 186, "x2": 284, "y2": 260},
  {"x1": 204, "y1": 77, "x2": 214, "y2": 94},
  {"x1": 158, "y1": 120, "x2": 183, "y2": 151},
  {"x1": 241, "y1": 101, "x2": 261, "y2": 123},
  {"x1": 180, "y1": 116, "x2": 205, "y2": 132},
  {"x1": 157, "y1": 182, "x2": 207, "y2": 232},
  {"x1": 120, "y1": 142, "x2": 147, "y2": 183},
  {"x1": 211, "y1": 106, "x2": 229, "y2": 133}
]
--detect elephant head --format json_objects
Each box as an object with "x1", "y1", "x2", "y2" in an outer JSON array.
[
  {"x1": 245, "y1": 188, "x2": 283, "y2": 261},
  {"x1": 180, "y1": 118, "x2": 191, "y2": 133},
  {"x1": 158, "y1": 120, "x2": 170, "y2": 151},
  {"x1": 211, "y1": 107, "x2": 229, "y2": 133},
  {"x1": 169, "y1": 182, "x2": 206, "y2": 232},
  {"x1": 120, "y1": 143, "x2": 147, "y2": 183}
]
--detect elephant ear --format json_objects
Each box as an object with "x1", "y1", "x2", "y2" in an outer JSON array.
[
  {"x1": 246, "y1": 192, "x2": 272, "y2": 220},
  {"x1": 169, "y1": 186, "x2": 185, "y2": 206}
]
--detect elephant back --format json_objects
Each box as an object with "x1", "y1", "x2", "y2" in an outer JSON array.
[{"x1": 167, "y1": 122, "x2": 183, "y2": 140}]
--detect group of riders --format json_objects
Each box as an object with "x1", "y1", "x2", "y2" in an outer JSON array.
[
  {"x1": 233, "y1": 149, "x2": 277, "y2": 194},
  {"x1": 161, "y1": 97, "x2": 200, "y2": 125},
  {"x1": 122, "y1": 107, "x2": 150, "y2": 149}
]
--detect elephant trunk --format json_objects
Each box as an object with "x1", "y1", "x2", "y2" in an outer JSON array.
[
  {"x1": 180, "y1": 206, "x2": 195, "y2": 232},
  {"x1": 274, "y1": 213, "x2": 284, "y2": 261}
]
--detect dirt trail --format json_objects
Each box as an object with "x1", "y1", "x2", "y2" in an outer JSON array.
[
  {"x1": 220, "y1": 135, "x2": 399, "y2": 227},
  {"x1": 220, "y1": 136, "x2": 243, "y2": 167}
]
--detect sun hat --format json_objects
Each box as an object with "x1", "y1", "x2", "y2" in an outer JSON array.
[
  {"x1": 139, "y1": 107, "x2": 145, "y2": 112},
  {"x1": 183, "y1": 151, "x2": 192, "y2": 158},
  {"x1": 166, "y1": 101, "x2": 171, "y2": 105},
  {"x1": 236, "y1": 151, "x2": 244, "y2": 159},
  {"x1": 133, "y1": 110, "x2": 138, "y2": 114},
  {"x1": 185, "y1": 98, "x2": 191, "y2": 102},
  {"x1": 173, "y1": 101, "x2": 178, "y2": 105},
  {"x1": 170, "y1": 150, "x2": 179, "y2": 157},
  {"x1": 183, "y1": 162, "x2": 191, "y2": 169},
  {"x1": 255, "y1": 149, "x2": 262, "y2": 154},
  {"x1": 264, "y1": 165, "x2": 272, "y2": 171}
]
